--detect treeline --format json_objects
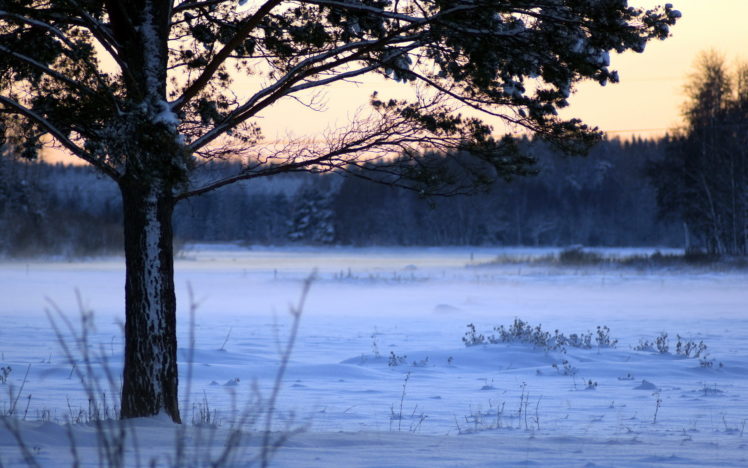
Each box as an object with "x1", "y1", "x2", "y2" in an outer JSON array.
[
  {"x1": 0, "y1": 158, "x2": 122, "y2": 257},
  {"x1": 330, "y1": 138, "x2": 677, "y2": 247},
  {"x1": 0, "y1": 137, "x2": 685, "y2": 257}
]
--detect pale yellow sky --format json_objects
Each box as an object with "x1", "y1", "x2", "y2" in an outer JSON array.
[{"x1": 561, "y1": 0, "x2": 748, "y2": 138}]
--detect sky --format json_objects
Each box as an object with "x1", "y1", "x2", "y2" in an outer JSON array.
[
  {"x1": 41, "y1": 0, "x2": 748, "y2": 163},
  {"x1": 559, "y1": 0, "x2": 748, "y2": 139}
]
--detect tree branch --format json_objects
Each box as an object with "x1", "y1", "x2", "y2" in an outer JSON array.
[
  {"x1": 172, "y1": 0, "x2": 230, "y2": 14},
  {"x1": 0, "y1": 45, "x2": 100, "y2": 98},
  {"x1": 0, "y1": 11, "x2": 122, "y2": 111},
  {"x1": 64, "y1": 0, "x2": 137, "y2": 86},
  {"x1": 405, "y1": 68, "x2": 531, "y2": 128},
  {"x1": 189, "y1": 32, "x2": 423, "y2": 152},
  {"x1": 178, "y1": 94, "x2": 464, "y2": 200},
  {"x1": 0, "y1": 10, "x2": 77, "y2": 48},
  {"x1": 304, "y1": 0, "x2": 473, "y2": 24},
  {"x1": 172, "y1": 0, "x2": 284, "y2": 112},
  {"x1": 0, "y1": 96, "x2": 120, "y2": 180}
]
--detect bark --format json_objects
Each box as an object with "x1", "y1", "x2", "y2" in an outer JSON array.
[{"x1": 119, "y1": 176, "x2": 181, "y2": 422}]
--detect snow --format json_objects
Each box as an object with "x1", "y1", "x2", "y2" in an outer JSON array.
[
  {"x1": 152, "y1": 99, "x2": 180, "y2": 128},
  {"x1": 1, "y1": 245, "x2": 748, "y2": 466},
  {"x1": 132, "y1": 187, "x2": 168, "y2": 402},
  {"x1": 140, "y1": 1, "x2": 160, "y2": 96},
  {"x1": 140, "y1": 1, "x2": 180, "y2": 131}
]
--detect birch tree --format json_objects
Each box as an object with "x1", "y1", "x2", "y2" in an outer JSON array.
[
  {"x1": 0, "y1": 0, "x2": 680, "y2": 422},
  {"x1": 651, "y1": 52, "x2": 748, "y2": 255}
]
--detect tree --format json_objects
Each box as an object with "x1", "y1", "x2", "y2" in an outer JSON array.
[
  {"x1": 0, "y1": 0, "x2": 680, "y2": 422},
  {"x1": 288, "y1": 184, "x2": 336, "y2": 243},
  {"x1": 650, "y1": 52, "x2": 748, "y2": 255}
]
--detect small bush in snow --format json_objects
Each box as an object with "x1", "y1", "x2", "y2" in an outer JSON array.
[
  {"x1": 634, "y1": 332, "x2": 669, "y2": 353},
  {"x1": 635, "y1": 333, "x2": 712, "y2": 361},
  {"x1": 462, "y1": 323, "x2": 485, "y2": 346},
  {"x1": 411, "y1": 356, "x2": 429, "y2": 368},
  {"x1": 551, "y1": 359, "x2": 577, "y2": 376},
  {"x1": 462, "y1": 319, "x2": 617, "y2": 353},
  {"x1": 595, "y1": 326, "x2": 618, "y2": 349},
  {"x1": 388, "y1": 351, "x2": 407, "y2": 367},
  {"x1": 0, "y1": 366, "x2": 10, "y2": 384},
  {"x1": 674, "y1": 335, "x2": 708, "y2": 358}
]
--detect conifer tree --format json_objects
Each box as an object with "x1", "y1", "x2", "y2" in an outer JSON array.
[{"x1": 1, "y1": 0, "x2": 679, "y2": 421}]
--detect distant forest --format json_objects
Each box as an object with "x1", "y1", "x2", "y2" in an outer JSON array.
[{"x1": 0, "y1": 136, "x2": 686, "y2": 257}]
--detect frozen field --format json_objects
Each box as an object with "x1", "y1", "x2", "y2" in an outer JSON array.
[{"x1": 1, "y1": 244, "x2": 748, "y2": 467}]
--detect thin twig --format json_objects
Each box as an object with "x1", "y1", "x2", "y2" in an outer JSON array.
[{"x1": 260, "y1": 272, "x2": 315, "y2": 468}]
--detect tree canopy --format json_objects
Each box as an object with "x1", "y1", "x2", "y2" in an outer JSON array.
[{"x1": 1, "y1": 0, "x2": 680, "y2": 192}]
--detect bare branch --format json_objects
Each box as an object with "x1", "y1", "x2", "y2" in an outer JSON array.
[
  {"x1": 284, "y1": 43, "x2": 421, "y2": 94},
  {"x1": 178, "y1": 93, "x2": 465, "y2": 200},
  {"x1": 189, "y1": 33, "x2": 422, "y2": 152},
  {"x1": 304, "y1": 0, "x2": 473, "y2": 24},
  {"x1": 405, "y1": 68, "x2": 531, "y2": 128}
]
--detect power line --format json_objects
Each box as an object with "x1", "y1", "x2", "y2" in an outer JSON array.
[{"x1": 604, "y1": 127, "x2": 675, "y2": 134}]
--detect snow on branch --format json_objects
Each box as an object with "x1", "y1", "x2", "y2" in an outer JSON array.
[{"x1": 172, "y1": 0, "x2": 233, "y2": 14}]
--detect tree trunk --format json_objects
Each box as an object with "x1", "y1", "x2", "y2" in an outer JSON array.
[{"x1": 119, "y1": 177, "x2": 181, "y2": 423}]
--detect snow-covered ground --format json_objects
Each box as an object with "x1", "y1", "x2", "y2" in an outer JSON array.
[{"x1": 1, "y1": 245, "x2": 747, "y2": 467}]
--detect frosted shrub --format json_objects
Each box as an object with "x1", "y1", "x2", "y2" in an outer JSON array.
[
  {"x1": 462, "y1": 319, "x2": 617, "y2": 353},
  {"x1": 563, "y1": 332, "x2": 593, "y2": 349},
  {"x1": 595, "y1": 326, "x2": 618, "y2": 349},
  {"x1": 551, "y1": 359, "x2": 577, "y2": 376},
  {"x1": 493, "y1": 319, "x2": 554, "y2": 347},
  {"x1": 462, "y1": 323, "x2": 485, "y2": 346},
  {"x1": 675, "y1": 335, "x2": 708, "y2": 358},
  {"x1": 0, "y1": 366, "x2": 10, "y2": 384},
  {"x1": 656, "y1": 333, "x2": 669, "y2": 353},
  {"x1": 634, "y1": 332, "x2": 669, "y2": 353},
  {"x1": 635, "y1": 332, "x2": 710, "y2": 360},
  {"x1": 388, "y1": 351, "x2": 407, "y2": 367}
]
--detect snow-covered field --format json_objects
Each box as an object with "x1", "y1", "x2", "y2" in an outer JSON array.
[{"x1": 1, "y1": 244, "x2": 747, "y2": 467}]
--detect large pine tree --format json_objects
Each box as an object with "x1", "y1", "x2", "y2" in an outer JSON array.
[{"x1": 0, "y1": 0, "x2": 679, "y2": 422}]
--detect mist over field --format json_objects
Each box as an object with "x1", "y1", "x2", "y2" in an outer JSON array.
[
  {"x1": 2, "y1": 245, "x2": 747, "y2": 466},
  {"x1": 0, "y1": 138, "x2": 681, "y2": 258},
  {"x1": 2, "y1": 1, "x2": 747, "y2": 466}
]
